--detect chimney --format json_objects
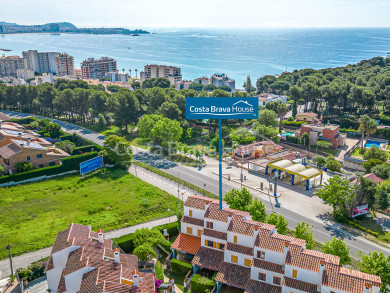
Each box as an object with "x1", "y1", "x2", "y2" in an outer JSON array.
[
  {"x1": 133, "y1": 270, "x2": 140, "y2": 287},
  {"x1": 113, "y1": 247, "x2": 120, "y2": 263},
  {"x1": 98, "y1": 229, "x2": 104, "y2": 244},
  {"x1": 317, "y1": 260, "x2": 326, "y2": 291},
  {"x1": 283, "y1": 241, "x2": 290, "y2": 260},
  {"x1": 27, "y1": 137, "x2": 31, "y2": 146},
  {"x1": 254, "y1": 225, "x2": 260, "y2": 238},
  {"x1": 18, "y1": 132, "x2": 22, "y2": 140},
  {"x1": 364, "y1": 283, "x2": 372, "y2": 293},
  {"x1": 227, "y1": 212, "x2": 233, "y2": 225}
]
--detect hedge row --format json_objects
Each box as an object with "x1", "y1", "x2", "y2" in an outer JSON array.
[
  {"x1": 171, "y1": 258, "x2": 192, "y2": 274},
  {"x1": 115, "y1": 222, "x2": 180, "y2": 254},
  {"x1": 6, "y1": 117, "x2": 38, "y2": 124},
  {"x1": 191, "y1": 274, "x2": 215, "y2": 293},
  {"x1": 73, "y1": 145, "x2": 102, "y2": 155},
  {"x1": 347, "y1": 220, "x2": 379, "y2": 238},
  {"x1": 0, "y1": 152, "x2": 98, "y2": 184},
  {"x1": 285, "y1": 136, "x2": 299, "y2": 144},
  {"x1": 135, "y1": 162, "x2": 217, "y2": 199},
  {"x1": 283, "y1": 120, "x2": 308, "y2": 127}
]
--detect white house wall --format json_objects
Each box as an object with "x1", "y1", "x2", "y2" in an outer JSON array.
[
  {"x1": 204, "y1": 220, "x2": 229, "y2": 233},
  {"x1": 65, "y1": 267, "x2": 96, "y2": 292},
  {"x1": 181, "y1": 222, "x2": 202, "y2": 236},
  {"x1": 284, "y1": 264, "x2": 318, "y2": 283},
  {"x1": 227, "y1": 232, "x2": 255, "y2": 247},
  {"x1": 250, "y1": 266, "x2": 283, "y2": 286},
  {"x1": 254, "y1": 247, "x2": 284, "y2": 265},
  {"x1": 224, "y1": 249, "x2": 252, "y2": 267},
  {"x1": 184, "y1": 207, "x2": 205, "y2": 219}
]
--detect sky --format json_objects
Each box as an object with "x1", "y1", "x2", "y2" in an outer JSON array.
[{"x1": 1, "y1": 0, "x2": 390, "y2": 28}]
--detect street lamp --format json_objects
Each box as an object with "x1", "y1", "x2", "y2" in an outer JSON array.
[{"x1": 273, "y1": 170, "x2": 280, "y2": 208}]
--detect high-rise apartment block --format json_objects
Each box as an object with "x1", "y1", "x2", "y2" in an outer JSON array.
[
  {"x1": 55, "y1": 53, "x2": 74, "y2": 76},
  {"x1": 140, "y1": 64, "x2": 182, "y2": 85},
  {"x1": 22, "y1": 50, "x2": 59, "y2": 73},
  {"x1": 80, "y1": 57, "x2": 117, "y2": 79},
  {"x1": 16, "y1": 69, "x2": 35, "y2": 80},
  {"x1": 0, "y1": 55, "x2": 26, "y2": 77}
]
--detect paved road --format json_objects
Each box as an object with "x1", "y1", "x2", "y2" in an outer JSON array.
[{"x1": 0, "y1": 216, "x2": 176, "y2": 289}]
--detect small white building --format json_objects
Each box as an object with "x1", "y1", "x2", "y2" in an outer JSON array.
[{"x1": 256, "y1": 93, "x2": 288, "y2": 107}]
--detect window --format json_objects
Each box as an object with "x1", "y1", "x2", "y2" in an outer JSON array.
[
  {"x1": 206, "y1": 222, "x2": 214, "y2": 229},
  {"x1": 37, "y1": 154, "x2": 43, "y2": 159},
  {"x1": 27, "y1": 156, "x2": 30, "y2": 161},
  {"x1": 244, "y1": 258, "x2": 251, "y2": 267},
  {"x1": 189, "y1": 209, "x2": 193, "y2": 217},
  {"x1": 273, "y1": 276, "x2": 281, "y2": 285},
  {"x1": 257, "y1": 250, "x2": 265, "y2": 259},
  {"x1": 233, "y1": 235, "x2": 237, "y2": 243},
  {"x1": 206, "y1": 240, "x2": 214, "y2": 247},
  {"x1": 198, "y1": 229, "x2": 202, "y2": 236},
  {"x1": 231, "y1": 255, "x2": 238, "y2": 263},
  {"x1": 38, "y1": 164, "x2": 44, "y2": 168},
  {"x1": 219, "y1": 243, "x2": 225, "y2": 250},
  {"x1": 49, "y1": 162, "x2": 55, "y2": 166},
  {"x1": 258, "y1": 272, "x2": 266, "y2": 281},
  {"x1": 186, "y1": 227, "x2": 193, "y2": 234},
  {"x1": 292, "y1": 269, "x2": 298, "y2": 279}
]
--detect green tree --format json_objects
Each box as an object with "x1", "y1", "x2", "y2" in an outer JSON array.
[
  {"x1": 249, "y1": 199, "x2": 267, "y2": 222},
  {"x1": 372, "y1": 164, "x2": 390, "y2": 180},
  {"x1": 358, "y1": 251, "x2": 390, "y2": 293},
  {"x1": 258, "y1": 108, "x2": 278, "y2": 127},
  {"x1": 203, "y1": 84, "x2": 217, "y2": 91},
  {"x1": 252, "y1": 122, "x2": 280, "y2": 143},
  {"x1": 109, "y1": 90, "x2": 140, "y2": 132},
  {"x1": 137, "y1": 114, "x2": 183, "y2": 146},
  {"x1": 188, "y1": 83, "x2": 204, "y2": 92},
  {"x1": 211, "y1": 89, "x2": 231, "y2": 97},
  {"x1": 293, "y1": 222, "x2": 315, "y2": 249},
  {"x1": 224, "y1": 188, "x2": 253, "y2": 211},
  {"x1": 0, "y1": 164, "x2": 5, "y2": 175},
  {"x1": 313, "y1": 155, "x2": 326, "y2": 168},
  {"x1": 229, "y1": 128, "x2": 255, "y2": 145},
  {"x1": 315, "y1": 176, "x2": 355, "y2": 221},
  {"x1": 363, "y1": 159, "x2": 384, "y2": 173},
  {"x1": 317, "y1": 141, "x2": 332, "y2": 149},
  {"x1": 142, "y1": 77, "x2": 170, "y2": 90},
  {"x1": 133, "y1": 244, "x2": 157, "y2": 261},
  {"x1": 97, "y1": 113, "x2": 106, "y2": 130},
  {"x1": 218, "y1": 85, "x2": 232, "y2": 92},
  {"x1": 55, "y1": 140, "x2": 76, "y2": 155},
  {"x1": 355, "y1": 176, "x2": 378, "y2": 209},
  {"x1": 325, "y1": 156, "x2": 342, "y2": 172},
  {"x1": 146, "y1": 87, "x2": 168, "y2": 113},
  {"x1": 244, "y1": 75, "x2": 254, "y2": 93},
  {"x1": 133, "y1": 228, "x2": 167, "y2": 248},
  {"x1": 266, "y1": 213, "x2": 289, "y2": 235},
  {"x1": 158, "y1": 101, "x2": 182, "y2": 121},
  {"x1": 363, "y1": 146, "x2": 389, "y2": 163},
  {"x1": 209, "y1": 135, "x2": 225, "y2": 152},
  {"x1": 359, "y1": 115, "x2": 377, "y2": 150},
  {"x1": 301, "y1": 132, "x2": 310, "y2": 146},
  {"x1": 292, "y1": 100, "x2": 298, "y2": 117},
  {"x1": 375, "y1": 188, "x2": 390, "y2": 211},
  {"x1": 103, "y1": 135, "x2": 133, "y2": 169},
  {"x1": 277, "y1": 103, "x2": 289, "y2": 133},
  {"x1": 321, "y1": 237, "x2": 352, "y2": 266}
]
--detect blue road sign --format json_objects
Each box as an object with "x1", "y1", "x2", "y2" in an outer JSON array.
[
  {"x1": 80, "y1": 156, "x2": 103, "y2": 176},
  {"x1": 186, "y1": 97, "x2": 259, "y2": 120}
]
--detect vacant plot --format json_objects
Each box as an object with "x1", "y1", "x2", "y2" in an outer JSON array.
[{"x1": 0, "y1": 169, "x2": 177, "y2": 259}]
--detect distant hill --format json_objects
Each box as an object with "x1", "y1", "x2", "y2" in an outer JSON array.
[
  {"x1": 43, "y1": 22, "x2": 77, "y2": 29},
  {"x1": 0, "y1": 21, "x2": 18, "y2": 26}
]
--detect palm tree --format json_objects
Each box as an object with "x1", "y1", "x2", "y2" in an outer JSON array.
[
  {"x1": 135, "y1": 69, "x2": 138, "y2": 79},
  {"x1": 277, "y1": 103, "x2": 289, "y2": 133},
  {"x1": 359, "y1": 115, "x2": 377, "y2": 150},
  {"x1": 128, "y1": 69, "x2": 131, "y2": 78},
  {"x1": 122, "y1": 68, "x2": 125, "y2": 73}
]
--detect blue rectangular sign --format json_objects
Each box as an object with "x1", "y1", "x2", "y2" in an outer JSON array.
[
  {"x1": 186, "y1": 97, "x2": 259, "y2": 119},
  {"x1": 80, "y1": 156, "x2": 103, "y2": 175}
]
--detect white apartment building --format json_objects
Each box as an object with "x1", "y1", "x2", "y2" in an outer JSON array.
[
  {"x1": 140, "y1": 64, "x2": 182, "y2": 86},
  {"x1": 22, "y1": 50, "x2": 59, "y2": 73},
  {"x1": 256, "y1": 92, "x2": 288, "y2": 107},
  {"x1": 211, "y1": 73, "x2": 235, "y2": 91},
  {"x1": 16, "y1": 69, "x2": 34, "y2": 80},
  {"x1": 45, "y1": 223, "x2": 155, "y2": 293},
  {"x1": 105, "y1": 71, "x2": 129, "y2": 82},
  {"x1": 194, "y1": 76, "x2": 212, "y2": 86},
  {"x1": 172, "y1": 195, "x2": 382, "y2": 293}
]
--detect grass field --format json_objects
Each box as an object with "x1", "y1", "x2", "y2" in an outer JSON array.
[
  {"x1": 0, "y1": 168, "x2": 178, "y2": 259},
  {"x1": 351, "y1": 147, "x2": 364, "y2": 158}
]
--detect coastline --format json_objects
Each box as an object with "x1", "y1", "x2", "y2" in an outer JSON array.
[{"x1": 0, "y1": 32, "x2": 149, "y2": 36}]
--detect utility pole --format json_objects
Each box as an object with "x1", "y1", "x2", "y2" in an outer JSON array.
[
  {"x1": 240, "y1": 153, "x2": 244, "y2": 190},
  {"x1": 7, "y1": 244, "x2": 14, "y2": 276}
]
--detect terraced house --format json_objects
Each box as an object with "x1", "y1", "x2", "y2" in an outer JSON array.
[
  {"x1": 45, "y1": 223, "x2": 155, "y2": 293},
  {"x1": 172, "y1": 195, "x2": 382, "y2": 293}
]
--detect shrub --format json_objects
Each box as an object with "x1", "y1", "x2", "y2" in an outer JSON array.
[
  {"x1": 286, "y1": 135, "x2": 299, "y2": 144},
  {"x1": 282, "y1": 120, "x2": 308, "y2": 127},
  {"x1": 6, "y1": 117, "x2": 37, "y2": 125},
  {"x1": 155, "y1": 261, "x2": 164, "y2": 281},
  {"x1": 191, "y1": 274, "x2": 215, "y2": 293},
  {"x1": 73, "y1": 145, "x2": 101, "y2": 155},
  {"x1": 115, "y1": 233, "x2": 136, "y2": 253},
  {"x1": 152, "y1": 222, "x2": 180, "y2": 238},
  {"x1": 171, "y1": 258, "x2": 192, "y2": 273}
]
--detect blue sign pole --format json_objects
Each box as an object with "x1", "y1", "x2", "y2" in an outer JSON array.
[{"x1": 218, "y1": 119, "x2": 223, "y2": 210}]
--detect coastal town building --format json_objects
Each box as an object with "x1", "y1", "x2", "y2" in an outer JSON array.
[
  {"x1": 22, "y1": 50, "x2": 59, "y2": 73},
  {"x1": 194, "y1": 76, "x2": 212, "y2": 86},
  {"x1": 81, "y1": 57, "x2": 117, "y2": 79},
  {"x1": 256, "y1": 93, "x2": 287, "y2": 107},
  {"x1": 298, "y1": 124, "x2": 347, "y2": 149},
  {"x1": 55, "y1": 53, "x2": 75, "y2": 76},
  {"x1": 296, "y1": 112, "x2": 321, "y2": 123},
  {"x1": 140, "y1": 64, "x2": 182, "y2": 86},
  {"x1": 172, "y1": 195, "x2": 382, "y2": 293},
  {"x1": 211, "y1": 73, "x2": 235, "y2": 91},
  {"x1": 0, "y1": 55, "x2": 26, "y2": 77},
  {"x1": 16, "y1": 68, "x2": 35, "y2": 80},
  {"x1": 45, "y1": 223, "x2": 155, "y2": 293},
  {"x1": 31, "y1": 73, "x2": 55, "y2": 85},
  {"x1": 105, "y1": 71, "x2": 129, "y2": 82}
]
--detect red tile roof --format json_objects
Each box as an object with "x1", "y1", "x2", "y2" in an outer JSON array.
[
  {"x1": 297, "y1": 112, "x2": 318, "y2": 118},
  {"x1": 255, "y1": 231, "x2": 305, "y2": 253},
  {"x1": 228, "y1": 215, "x2": 256, "y2": 237},
  {"x1": 192, "y1": 246, "x2": 224, "y2": 271},
  {"x1": 283, "y1": 276, "x2": 318, "y2": 293},
  {"x1": 253, "y1": 258, "x2": 284, "y2": 274},
  {"x1": 181, "y1": 216, "x2": 204, "y2": 227},
  {"x1": 285, "y1": 249, "x2": 323, "y2": 272},
  {"x1": 244, "y1": 279, "x2": 282, "y2": 293},
  {"x1": 203, "y1": 228, "x2": 227, "y2": 240},
  {"x1": 215, "y1": 262, "x2": 251, "y2": 289},
  {"x1": 171, "y1": 233, "x2": 201, "y2": 255},
  {"x1": 226, "y1": 242, "x2": 253, "y2": 256},
  {"x1": 0, "y1": 142, "x2": 21, "y2": 158}
]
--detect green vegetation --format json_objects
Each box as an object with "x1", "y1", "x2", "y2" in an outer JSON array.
[
  {"x1": 103, "y1": 135, "x2": 133, "y2": 169},
  {"x1": 171, "y1": 258, "x2": 192, "y2": 273},
  {"x1": 293, "y1": 222, "x2": 315, "y2": 249},
  {"x1": 325, "y1": 156, "x2": 342, "y2": 172},
  {"x1": 351, "y1": 147, "x2": 364, "y2": 158},
  {"x1": 0, "y1": 168, "x2": 177, "y2": 259},
  {"x1": 358, "y1": 251, "x2": 390, "y2": 292},
  {"x1": 321, "y1": 237, "x2": 352, "y2": 266},
  {"x1": 191, "y1": 274, "x2": 215, "y2": 293}
]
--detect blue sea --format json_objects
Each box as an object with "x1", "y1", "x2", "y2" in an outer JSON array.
[{"x1": 1, "y1": 28, "x2": 390, "y2": 86}]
